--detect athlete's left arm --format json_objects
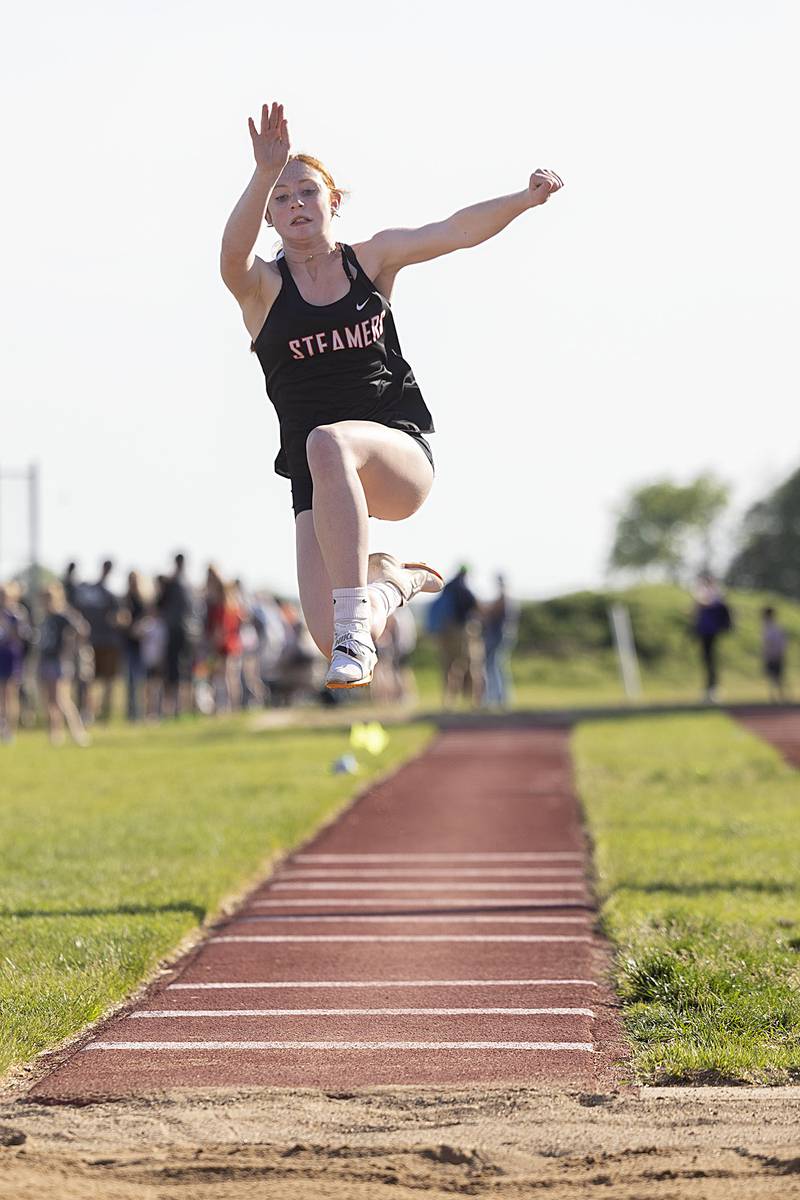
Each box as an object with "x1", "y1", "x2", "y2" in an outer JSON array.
[{"x1": 363, "y1": 170, "x2": 564, "y2": 272}]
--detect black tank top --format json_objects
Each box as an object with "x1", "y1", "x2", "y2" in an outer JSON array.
[{"x1": 251, "y1": 243, "x2": 434, "y2": 479}]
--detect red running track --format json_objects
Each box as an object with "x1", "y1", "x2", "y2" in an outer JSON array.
[
  {"x1": 29, "y1": 728, "x2": 628, "y2": 1100},
  {"x1": 733, "y1": 708, "x2": 800, "y2": 769}
]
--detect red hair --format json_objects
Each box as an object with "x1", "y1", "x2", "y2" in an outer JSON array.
[
  {"x1": 288, "y1": 153, "x2": 343, "y2": 202},
  {"x1": 251, "y1": 154, "x2": 347, "y2": 352},
  {"x1": 265, "y1": 153, "x2": 346, "y2": 225}
]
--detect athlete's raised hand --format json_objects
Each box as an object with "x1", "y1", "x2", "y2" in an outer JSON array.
[
  {"x1": 528, "y1": 169, "x2": 564, "y2": 208},
  {"x1": 248, "y1": 101, "x2": 291, "y2": 176}
]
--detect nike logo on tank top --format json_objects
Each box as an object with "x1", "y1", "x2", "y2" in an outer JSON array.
[{"x1": 251, "y1": 244, "x2": 434, "y2": 480}]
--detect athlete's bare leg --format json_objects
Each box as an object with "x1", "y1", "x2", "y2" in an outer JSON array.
[
  {"x1": 297, "y1": 421, "x2": 434, "y2": 657},
  {"x1": 296, "y1": 518, "x2": 405, "y2": 657},
  {"x1": 305, "y1": 421, "x2": 433, "y2": 585},
  {"x1": 295, "y1": 516, "x2": 335, "y2": 656}
]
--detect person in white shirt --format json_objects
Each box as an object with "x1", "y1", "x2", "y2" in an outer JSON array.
[{"x1": 139, "y1": 603, "x2": 168, "y2": 719}]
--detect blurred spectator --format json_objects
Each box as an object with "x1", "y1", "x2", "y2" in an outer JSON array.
[
  {"x1": 372, "y1": 607, "x2": 418, "y2": 705},
  {"x1": 204, "y1": 565, "x2": 225, "y2": 611},
  {"x1": 428, "y1": 566, "x2": 482, "y2": 708},
  {"x1": 159, "y1": 553, "x2": 194, "y2": 717},
  {"x1": 204, "y1": 566, "x2": 245, "y2": 712},
  {"x1": 61, "y1": 561, "x2": 81, "y2": 704},
  {"x1": 463, "y1": 614, "x2": 485, "y2": 707},
  {"x1": 61, "y1": 562, "x2": 92, "y2": 718},
  {"x1": 372, "y1": 617, "x2": 402, "y2": 704},
  {"x1": 761, "y1": 606, "x2": 788, "y2": 702},
  {"x1": 691, "y1": 571, "x2": 733, "y2": 703},
  {"x1": 13, "y1": 583, "x2": 38, "y2": 729},
  {"x1": 234, "y1": 579, "x2": 267, "y2": 708},
  {"x1": 254, "y1": 591, "x2": 292, "y2": 701},
  {"x1": 35, "y1": 583, "x2": 91, "y2": 747},
  {"x1": 73, "y1": 560, "x2": 122, "y2": 723},
  {"x1": 62, "y1": 561, "x2": 79, "y2": 608},
  {"x1": 482, "y1": 573, "x2": 518, "y2": 710},
  {"x1": 121, "y1": 570, "x2": 147, "y2": 721},
  {"x1": 272, "y1": 599, "x2": 321, "y2": 705},
  {"x1": 392, "y1": 604, "x2": 419, "y2": 705},
  {"x1": 220, "y1": 579, "x2": 245, "y2": 710},
  {"x1": 139, "y1": 588, "x2": 168, "y2": 720},
  {"x1": 0, "y1": 582, "x2": 32, "y2": 744}
]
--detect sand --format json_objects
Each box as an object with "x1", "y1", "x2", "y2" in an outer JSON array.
[{"x1": 2, "y1": 1082, "x2": 800, "y2": 1199}]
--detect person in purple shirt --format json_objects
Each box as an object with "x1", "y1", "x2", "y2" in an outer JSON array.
[{"x1": 691, "y1": 572, "x2": 733, "y2": 703}]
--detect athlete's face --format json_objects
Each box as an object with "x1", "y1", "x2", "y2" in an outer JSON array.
[{"x1": 267, "y1": 162, "x2": 337, "y2": 241}]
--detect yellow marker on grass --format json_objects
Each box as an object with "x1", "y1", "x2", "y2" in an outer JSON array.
[{"x1": 350, "y1": 721, "x2": 390, "y2": 756}]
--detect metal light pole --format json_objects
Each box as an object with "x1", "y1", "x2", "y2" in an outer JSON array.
[{"x1": 608, "y1": 602, "x2": 643, "y2": 701}]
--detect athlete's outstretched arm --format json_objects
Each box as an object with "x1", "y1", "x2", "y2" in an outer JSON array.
[
  {"x1": 220, "y1": 101, "x2": 290, "y2": 300},
  {"x1": 365, "y1": 170, "x2": 563, "y2": 272}
]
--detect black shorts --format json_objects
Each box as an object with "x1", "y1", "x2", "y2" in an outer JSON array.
[
  {"x1": 765, "y1": 658, "x2": 784, "y2": 683},
  {"x1": 165, "y1": 628, "x2": 192, "y2": 685},
  {"x1": 290, "y1": 423, "x2": 435, "y2": 517}
]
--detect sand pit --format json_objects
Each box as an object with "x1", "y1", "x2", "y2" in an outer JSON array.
[{"x1": 3, "y1": 1084, "x2": 800, "y2": 1198}]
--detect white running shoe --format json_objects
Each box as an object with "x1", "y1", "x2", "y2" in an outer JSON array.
[
  {"x1": 367, "y1": 553, "x2": 444, "y2": 603},
  {"x1": 325, "y1": 634, "x2": 378, "y2": 690}
]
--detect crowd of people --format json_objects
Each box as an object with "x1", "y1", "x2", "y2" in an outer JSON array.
[
  {"x1": 0, "y1": 554, "x2": 343, "y2": 745},
  {"x1": 0, "y1": 556, "x2": 791, "y2": 744},
  {"x1": 0, "y1": 553, "x2": 517, "y2": 744}
]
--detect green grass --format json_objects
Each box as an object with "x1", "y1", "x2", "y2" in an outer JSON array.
[
  {"x1": 0, "y1": 714, "x2": 432, "y2": 1077},
  {"x1": 574, "y1": 712, "x2": 800, "y2": 1084},
  {"x1": 412, "y1": 652, "x2": 789, "y2": 712}
]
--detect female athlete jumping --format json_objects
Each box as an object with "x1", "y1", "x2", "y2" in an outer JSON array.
[{"x1": 220, "y1": 101, "x2": 563, "y2": 688}]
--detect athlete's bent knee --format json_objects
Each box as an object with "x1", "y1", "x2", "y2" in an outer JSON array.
[{"x1": 305, "y1": 424, "x2": 351, "y2": 473}]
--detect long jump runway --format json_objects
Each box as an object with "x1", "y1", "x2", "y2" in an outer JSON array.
[{"x1": 30, "y1": 728, "x2": 627, "y2": 1100}]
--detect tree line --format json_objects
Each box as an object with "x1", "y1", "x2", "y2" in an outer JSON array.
[{"x1": 609, "y1": 463, "x2": 800, "y2": 599}]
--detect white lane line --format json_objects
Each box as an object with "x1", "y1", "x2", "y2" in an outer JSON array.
[
  {"x1": 278, "y1": 868, "x2": 584, "y2": 879},
  {"x1": 85, "y1": 1040, "x2": 594, "y2": 1052},
  {"x1": 129, "y1": 1007, "x2": 596, "y2": 1018},
  {"x1": 168, "y1": 979, "x2": 599, "y2": 990},
  {"x1": 209, "y1": 935, "x2": 592, "y2": 944},
  {"x1": 250, "y1": 898, "x2": 589, "y2": 908},
  {"x1": 294, "y1": 853, "x2": 583, "y2": 863},
  {"x1": 236, "y1": 914, "x2": 590, "y2": 924},
  {"x1": 269, "y1": 882, "x2": 586, "y2": 892}
]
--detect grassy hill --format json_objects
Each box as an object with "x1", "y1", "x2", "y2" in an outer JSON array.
[{"x1": 413, "y1": 583, "x2": 800, "y2": 708}]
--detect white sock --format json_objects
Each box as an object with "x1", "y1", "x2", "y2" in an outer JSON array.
[
  {"x1": 332, "y1": 587, "x2": 373, "y2": 646},
  {"x1": 367, "y1": 580, "x2": 404, "y2": 620}
]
